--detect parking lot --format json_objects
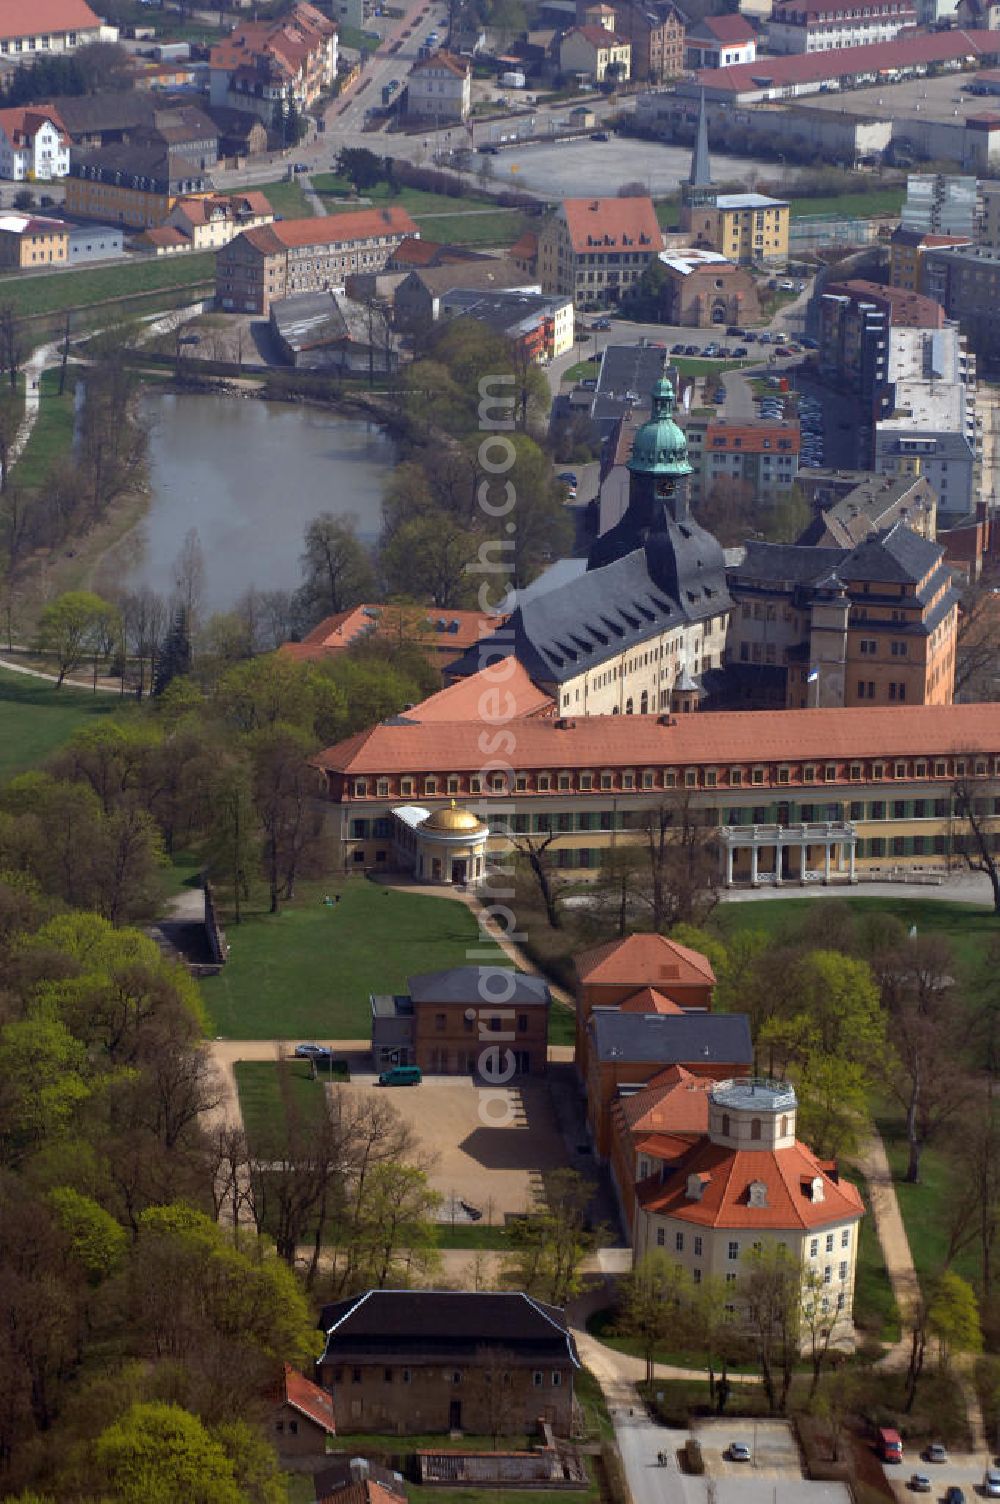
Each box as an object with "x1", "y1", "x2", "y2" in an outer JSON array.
[
  {"x1": 807, "y1": 67, "x2": 988, "y2": 126},
  {"x1": 690, "y1": 1419, "x2": 853, "y2": 1502},
  {"x1": 486, "y1": 135, "x2": 798, "y2": 199},
  {"x1": 343, "y1": 1071, "x2": 570, "y2": 1219}
]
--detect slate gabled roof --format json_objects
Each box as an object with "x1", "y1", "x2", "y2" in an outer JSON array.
[
  {"x1": 590, "y1": 1009, "x2": 752, "y2": 1065},
  {"x1": 408, "y1": 967, "x2": 550, "y2": 1007},
  {"x1": 318, "y1": 1291, "x2": 579, "y2": 1367}
]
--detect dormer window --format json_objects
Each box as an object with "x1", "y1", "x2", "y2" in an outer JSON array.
[
  {"x1": 686, "y1": 1173, "x2": 706, "y2": 1201},
  {"x1": 748, "y1": 1180, "x2": 768, "y2": 1208},
  {"x1": 810, "y1": 1175, "x2": 825, "y2": 1203}
]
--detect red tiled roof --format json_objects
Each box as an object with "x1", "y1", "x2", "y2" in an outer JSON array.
[
  {"x1": 575, "y1": 933, "x2": 717, "y2": 987},
  {"x1": 0, "y1": 0, "x2": 100, "y2": 41},
  {"x1": 280, "y1": 604, "x2": 494, "y2": 663},
  {"x1": 824, "y1": 278, "x2": 944, "y2": 328},
  {"x1": 413, "y1": 660, "x2": 552, "y2": 721},
  {"x1": 241, "y1": 207, "x2": 418, "y2": 255},
  {"x1": 210, "y1": 0, "x2": 334, "y2": 76},
  {"x1": 391, "y1": 235, "x2": 444, "y2": 266},
  {"x1": 510, "y1": 229, "x2": 538, "y2": 261},
  {"x1": 773, "y1": 0, "x2": 914, "y2": 17},
  {"x1": 620, "y1": 1065, "x2": 715, "y2": 1134},
  {"x1": 559, "y1": 196, "x2": 661, "y2": 255},
  {"x1": 691, "y1": 13, "x2": 756, "y2": 40},
  {"x1": 617, "y1": 986, "x2": 685, "y2": 1015},
  {"x1": 319, "y1": 1485, "x2": 401, "y2": 1504},
  {"x1": 138, "y1": 226, "x2": 190, "y2": 247},
  {"x1": 637, "y1": 1137, "x2": 864, "y2": 1230},
  {"x1": 312, "y1": 703, "x2": 1000, "y2": 777},
  {"x1": 280, "y1": 1364, "x2": 336, "y2": 1433},
  {"x1": 412, "y1": 48, "x2": 470, "y2": 74},
  {"x1": 695, "y1": 27, "x2": 1000, "y2": 91},
  {"x1": 0, "y1": 106, "x2": 67, "y2": 145},
  {"x1": 705, "y1": 419, "x2": 801, "y2": 455}
]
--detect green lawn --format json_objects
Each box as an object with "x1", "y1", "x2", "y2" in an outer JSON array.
[
  {"x1": 312, "y1": 177, "x2": 497, "y2": 218},
  {"x1": 0, "y1": 253, "x2": 215, "y2": 319},
  {"x1": 14, "y1": 364, "x2": 78, "y2": 490},
  {"x1": 715, "y1": 895, "x2": 1000, "y2": 984},
  {"x1": 841, "y1": 1169, "x2": 901, "y2": 1345},
  {"x1": 414, "y1": 209, "x2": 528, "y2": 247},
  {"x1": 241, "y1": 179, "x2": 315, "y2": 220},
  {"x1": 874, "y1": 1101, "x2": 979, "y2": 1293},
  {"x1": 672, "y1": 357, "x2": 752, "y2": 378},
  {"x1": 234, "y1": 1059, "x2": 334, "y2": 1153},
  {"x1": 201, "y1": 881, "x2": 510, "y2": 1039},
  {"x1": 789, "y1": 187, "x2": 905, "y2": 219},
  {"x1": 563, "y1": 359, "x2": 599, "y2": 383},
  {"x1": 0, "y1": 666, "x2": 118, "y2": 782}
]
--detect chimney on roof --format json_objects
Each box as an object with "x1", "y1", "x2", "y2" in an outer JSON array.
[{"x1": 554, "y1": 717, "x2": 577, "y2": 730}]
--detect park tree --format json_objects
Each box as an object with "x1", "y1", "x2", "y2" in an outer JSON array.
[
  {"x1": 615, "y1": 1252, "x2": 690, "y2": 1382},
  {"x1": 877, "y1": 934, "x2": 966, "y2": 1183},
  {"x1": 248, "y1": 726, "x2": 327, "y2": 913},
  {"x1": 299, "y1": 513, "x2": 375, "y2": 621},
  {"x1": 906, "y1": 1270, "x2": 983, "y2": 1409},
  {"x1": 92, "y1": 1402, "x2": 244, "y2": 1504},
  {"x1": 740, "y1": 1244, "x2": 801, "y2": 1414},
  {"x1": 35, "y1": 590, "x2": 116, "y2": 686},
  {"x1": 337, "y1": 146, "x2": 387, "y2": 191},
  {"x1": 379, "y1": 511, "x2": 480, "y2": 608},
  {"x1": 153, "y1": 606, "x2": 192, "y2": 696},
  {"x1": 353, "y1": 1162, "x2": 442, "y2": 1288},
  {"x1": 501, "y1": 1169, "x2": 602, "y2": 1307},
  {"x1": 952, "y1": 771, "x2": 1000, "y2": 914}
]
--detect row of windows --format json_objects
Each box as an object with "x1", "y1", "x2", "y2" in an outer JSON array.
[
  {"x1": 349, "y1": 757, "x2": 998, "y2": 801},
  {"x1": 330, "y1": 1366, "x2": 562, "y2": 1386},
  {"x1": 653, "y1": 1228, "x2": 851, "y2": 1270}
]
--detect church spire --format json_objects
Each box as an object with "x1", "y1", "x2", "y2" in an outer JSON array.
[{"x1": 689, "y1": 89, "x2": 712, "y2": 189}]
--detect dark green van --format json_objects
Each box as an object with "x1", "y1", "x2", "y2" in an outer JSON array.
[{"x1": 378, "y1": 1065, "x2": 422, "y2": 1086}]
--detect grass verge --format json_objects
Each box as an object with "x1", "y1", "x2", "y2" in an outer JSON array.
[
  {"x1": 14, "y1": 364, "x2": 79, "y2": 489},
  {"x1": 240, "y1": 178, "x2": 316, "y2": 220},
  {"x1": 0, "y1": 253, "x2": 214, "y2": 319},
  {"x1": 234, "y1": 1059, "x2": 334, "y2": 1154},
  {"x1": 0, "y1": 665, "x2": 118, "y2": 782},
  {"x1": 201, "y1": 880, "x2": 509, "y2": 1039},
  {"x1": 874, "y1": 1102, "x2": 978, "y2": 1293},
  {"x1": 789, "y1": 188, "x2": 905, "y2": 219},
  {"x1": 841, "y1": 1169, "x2": 902, "y2": 1345}
]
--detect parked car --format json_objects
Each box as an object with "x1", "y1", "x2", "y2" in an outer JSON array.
[
  {"x1": 908, "y1": 1479, "x2": 931, "y2": 1495},
  {"x1": 726, "y1": 1443, "x2": 751, "y2": 1463},
  {"x1": 591, "y1": 130, "x2": 610, "y2": 141},
  {"x1": 557, "y1": 471, "x2": 578, "y2": 485},
  {"x1": 478, "y1": 144, "x2": 498, "y2": 154},
  {"x1": 726, "y1": 325, "x2": 744, "y2": 336},
  {"x1": 671, "y1": 342, "x2": 686, "y2": 353},
  {"x1": 294, "y1": 1042, "x2": 334, "y2": 1060},
  {"x1": 684, "y1": 344, "x2": 699, "y2": 355},
  {"x1": 293, "y1": 161, "x2": 309, "y2": 172},
  {"x1": 593, "y1": 316, "x2": 612, "y2": 330},
  {"x1": 944, "y1": 1489, "x2": 965, "y2": 1504},
  {"x1": 984, "y1": 1468, "x2": 1000, "y2": 1498},
  {"x1": 379, "y1": 1064, "x2": 422, "y2": 1086},
  {"x1": 713, "y1": 388, "x2": 725, "y2": 403},
  {"x1": 580, "y1": 377, "x2": 598, "y2": 390},
  {"x1": 733, "y1": 346, "x2": 748, "y2": 357},
  {"x1": 924, "y1": 1444, "x2": 948, "y2": 1464}
]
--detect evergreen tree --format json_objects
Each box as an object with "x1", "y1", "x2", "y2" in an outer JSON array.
[
  {"x1": 153, "y1": 606, "x2": 191, "y2": 697},
  {"x1": 272, "y1": 98, "x2": 286, "y2": 143}
]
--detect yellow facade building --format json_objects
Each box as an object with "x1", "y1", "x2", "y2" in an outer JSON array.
[{"x1": 0, "y1": 212, "x2": 69, "y2": 270}]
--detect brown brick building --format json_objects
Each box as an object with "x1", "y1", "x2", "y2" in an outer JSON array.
[
  {"x1": 614, "y1": 0, "x2": 685, "y2": 81},
  {"x1": 656, "y1": 247, "x2": 760, "y2": 328},
  {"x1": 318, "y1": 1291, "x2": 579, "y2": 1436},
  {"x1": 371, "y1": 966, "x2": 550, "y2": 1077},
  {"x1": 269, "y1": 1364, "x2": 337, "y2": 1459},
  {"x1": 573, "y1": 932, "x2": 716, "y2": 1065},
  {"x1": 216, "y1": 206, "x2": 418, "y2": 314}
]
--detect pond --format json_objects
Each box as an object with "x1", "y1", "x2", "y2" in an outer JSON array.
[{"x1": 118, "y1": 391, "x2": 395, "y2": 615}]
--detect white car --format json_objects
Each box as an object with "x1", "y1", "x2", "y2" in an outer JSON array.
[
  {"x1": 727, "y1": 1443, "x2": 751, "y2": 1462},
  {"x1": 985, "y1": 1467, "x2": 1000, "y2": 1498}
]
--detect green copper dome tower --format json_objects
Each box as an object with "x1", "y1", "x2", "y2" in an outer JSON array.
[{"x1": 626, "y1": 375, "x2": 692, "y2": 524}]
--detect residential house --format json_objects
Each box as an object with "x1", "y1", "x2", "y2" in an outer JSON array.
[
  {"x1": 41, "y1": 91, "x2": 158, "y2": 151},
  {"x1": 559, "y1": 23, "x2": 632, "y2": 79},
  {"x1": 767, "y1": 0, "x2": 916, "y2": 53},
  {"x1": 130, "y1": 104, "x2": 220, "y2": 171},
  {"x1": 216, "y1": 207, "x2": 418, "y2": 315},
  {"x1": 270, "y1": 289, "x2": 398, "y2": 373},
  {"x1": 64, "y1": 144, "x2": 213, "y2": 228},
  {"x1": 586, "y1": 1008, "x2": 753, "y2": 1158},
  {"x1": 633, "y1": 1079, "x2": 864, "y2": 1346},
  {"x1": 206, "y1": 105, "x2": 268, "y2": 161},
  {"x1": 0, "y1": 0, "x2": 106, "y2": 66},
  {"x1": 723, "y1": 522, "x2": 959, "y2": 711},
  {"x1": 166, "y1": 189, "x2": 273, "y2": 250},
  {"x1": 687, "y1": 417, "x2": 800, "y2": 507},
  {"x1": 0, "y1": 211, "x2": 68, "y2": 269},
  {"x1": 922, "y1": 242, "x2": 1000, "y2": 368},
  {"x1": 901, "y1": 173, "x2": 978, "y2": 239},
  {"x1": 817, "y1": 280, "x2": 946, "y2": 397},
  {"x1": 684, "y1": 14, "x2": 756, "y2": 68},
  {"x1": 436, "y1": 287, "x2": 575, "y2": 359},
  {"x1": 393, "y1": 259, "x2": 535, "y2": 328},
  {"x1": 66, "y1": 221, "x2": 124, "y2": 263},
  {"x1": 889, "y1": 227, "x2": 973, "y2": 296},
  {"x1": 0, "y1": 107, "x2": 69, "y2": 181},
  {"x1": 317, "y1": 1290, "x2": 579, "y2": 1434},
  {"x1": 406, "y1": 51, "x2": 472, "y2": 122},
  {"x1": 314, "y1": 1458, "x2": 407, "y2": 1503},
  {"x1": 796, "y1": 471, "x2": 938, "y2": 547},
  {"x1": 654, "y1": 247, "x2": 760, "y2": 327},
  {"x1": 955, "y1": 0, "x2": 1000, "y2": 27},
  {"x1": 209, "y1": 2, "x2": 338, "y2": 122},
  {"x1": 269, "y1": 1365, "x2": 336, "y2": 1460},
  {"x1": 537, "y1": 195, "x2": 662, "y2": 304},
  {"x1": 874, "y1": 404, "x2": 977, "y2": 522},
  {"x1": 613, "y1": 1, "x2": 685, "y2": 82},
  {"x1": 370, "y1": 964, "x2": 550, "y2": 1074}
]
